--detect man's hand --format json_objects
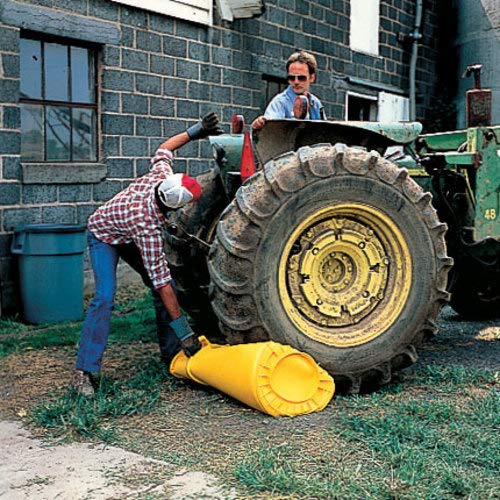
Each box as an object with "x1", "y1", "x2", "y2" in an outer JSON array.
[
  {"x1": 186, "y1": 112, "x2": 223, "y2": 140},
  {"x1": 251, "y1": 115, "x2": 267, "y2": 130},
  {"x1": 169, "y1": 315, "x2": 202, "y2": 357},
  {"x1": 180, "y1": 335, "x2": 202, "y2": 357}
]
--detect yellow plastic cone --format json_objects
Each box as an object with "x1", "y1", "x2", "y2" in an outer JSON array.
[{"x1": 170, "y1": 336, "x2": 334, "y2": 417}]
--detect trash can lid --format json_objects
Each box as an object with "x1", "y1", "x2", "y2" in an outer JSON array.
[{"x1": 13, "y1": 223, "x2": 86, "y2": 234}]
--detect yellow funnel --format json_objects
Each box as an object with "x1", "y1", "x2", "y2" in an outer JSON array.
[{"x1": 170, "y1": 336, "x2": 334, "y2": 417}]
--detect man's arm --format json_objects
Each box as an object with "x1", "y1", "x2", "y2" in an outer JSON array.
[
  {"x1": 251, "y1": 95, "x2": 287, "y2": 130},
  {"x1": 159, "y1": 283, "x2": 202, "y2": 357},
  {"x1": 160, "y1": 132, "x2": 190, "y2": 152},
  {"x1": 158, "y1": 282, "x2": 182, "y2": 320},
  {"x1": 158, "y1": 112, "x2": 223, "y2": 151}
]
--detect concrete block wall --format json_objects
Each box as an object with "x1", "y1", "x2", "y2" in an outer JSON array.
[{"x1": 0, "y1": 0, "x2": 442, "y2": 315}]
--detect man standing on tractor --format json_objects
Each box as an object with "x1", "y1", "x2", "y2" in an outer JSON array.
[
  {"x1": 251, "y1": 50, "x2": 326, "y2": 130},
  {"x1": 73, "y1": 112, "x2": 223, "y2": 396}
]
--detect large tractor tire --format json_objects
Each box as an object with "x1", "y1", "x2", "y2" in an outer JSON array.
[
  {"x1": 209, "y1": 144, "x2": 452, "y2": 393},
  {"x1": 164, "y1": 168, "x2": 227, "y2": 338}
]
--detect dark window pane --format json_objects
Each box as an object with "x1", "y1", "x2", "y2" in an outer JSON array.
[
  {"x1": 21, "y1": 104, "x2": 44, "y2": 161},
  {"x1": 46, "y1": 106, "x2": 71, "y2": 160},
  {"x1": 45, "y1": 43, "x2": 69, "y2": 101},
  {"x1": 72, "y1": 108, "x2": 96, "y2": 161},
  {"x1": 20, "y1": 39, "x2": 42, "y2": 99},
  {"x1": 71, "y1": 47, "x2": 95, "y2": 103}
]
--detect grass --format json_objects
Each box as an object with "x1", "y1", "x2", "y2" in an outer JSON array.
[
  {"x1": 0, "y1": 292, "x2": 156, "y2": 359},
  {"x1": 1, "y1": 292, "x2": 498, "y2": 498},
  {"x1": 31, "y1": 358, "x2": 177, "y2": 442},
  {"x1": 230, "y1": 367, "x2": 499, "y2": 499}
]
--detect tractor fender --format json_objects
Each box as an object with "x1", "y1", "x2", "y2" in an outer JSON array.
[{"x1": 254, "y1": 119, "x2": 423, "y2": 165}]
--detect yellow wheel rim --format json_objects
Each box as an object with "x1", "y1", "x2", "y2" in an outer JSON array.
[{"x1": 278, "y1": 204, "x2": 412, "y2": 347}]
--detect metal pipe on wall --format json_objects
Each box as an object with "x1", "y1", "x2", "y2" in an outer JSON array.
[{"x1": 409, "y1": 0, "x2": 423, "y2": 120}]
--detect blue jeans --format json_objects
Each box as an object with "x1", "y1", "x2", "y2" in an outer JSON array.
[{"x1": 75, "y1": 232, "x2": 181, "y2": 372}]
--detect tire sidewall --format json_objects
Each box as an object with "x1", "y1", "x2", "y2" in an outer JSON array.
[{"x1": 254, "y1": 172, "x2": 438, "y2": 373}]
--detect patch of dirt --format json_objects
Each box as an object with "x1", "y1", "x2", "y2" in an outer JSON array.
[{"x1": 0, "y1": 420, "x2": 233, "y2": 499}]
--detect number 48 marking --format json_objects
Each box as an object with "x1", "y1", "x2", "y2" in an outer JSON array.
[{"x1": 484, "y1": 208, "x2": 497, "y2": 220}]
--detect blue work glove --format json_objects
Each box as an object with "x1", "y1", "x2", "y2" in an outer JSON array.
[
  {"x1": 186, "y1": 112, "x2": 223, "y2": 140},
  {"x1": 169, "y1": 316, "x2": 202, "y2": 357}
]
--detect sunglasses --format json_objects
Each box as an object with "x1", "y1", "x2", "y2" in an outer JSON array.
[{"x1": 287, "y1": 74, "x2": 308, "y2": 82}]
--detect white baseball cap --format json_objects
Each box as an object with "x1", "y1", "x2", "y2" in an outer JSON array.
[{"x1": 156, "y1": 173, "x2": 202, "y2": 209}]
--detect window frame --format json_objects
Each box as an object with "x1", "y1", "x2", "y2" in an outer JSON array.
[
  {"x1": 110, "y1": 0, "x2": 213, "y2": 26},
  {"x1": 19, "y1": 31, "x2": 99, "y2": 163},
  {"x1": 345, "y1": 91, "x2": 378, "y2": 121}
]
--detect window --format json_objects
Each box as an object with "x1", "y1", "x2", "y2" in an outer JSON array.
[
  {"x1": 350, "y1": 0, "x2": 379, "y2": 55},
  {"x1": 346, "y1": 92, "x2": 378, "y2": 121},
  {"x1": 20, "y1": 34, "x2": 97, "y2": 162},
  {"x1": 263, "y1": 75, "x2": 287, "y2": 104}
]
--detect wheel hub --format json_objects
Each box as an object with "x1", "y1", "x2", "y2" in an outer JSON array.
[
  {"x1": 279, "y1": 204, "x2": 412, "y2": 347},
  {"x1": 289, "y1": 217, "x2": 389, "y2": 325}
]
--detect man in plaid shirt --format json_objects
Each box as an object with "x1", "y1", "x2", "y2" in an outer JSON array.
[{"x1": 74, "y1": 112, "x2": 222, "y2": 396}]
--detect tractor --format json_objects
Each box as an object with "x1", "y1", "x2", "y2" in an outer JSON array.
[{"x1": 165, "y1": 71, "x2": 499, "y2": 393}]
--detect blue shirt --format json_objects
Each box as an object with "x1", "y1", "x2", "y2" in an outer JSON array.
[{"x1": 264, "y1": 86, "x2": 325, "y2": 120}]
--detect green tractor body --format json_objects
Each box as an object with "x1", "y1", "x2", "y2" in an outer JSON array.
[{"x1": 166, "y1": 102, "x2": 499, "y2": 393}]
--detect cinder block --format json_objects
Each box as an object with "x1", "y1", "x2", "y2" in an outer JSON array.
[
  {"x1": 101, "y1": 91, "x2": 120, "y2": 113},
  {"x1": 0, "y1": 183, "x2": 20, "y2": 205},
  {"x1": 93, "y1": 180, "x2": 123, "y2": 201},
  {"x1": 3, "y1": 207, "x2": 42, "y2": 231},
  {"x1": 3, "y1": 106, "x2": 20, "y2": 129},
  {"x1": 188, "y1": 41, "x2": 209, "y2": 62},
  {"x1": 42, "y1": 205, "x2": 76, "y2": 224},
  {"x1": 151, "y1": 54, "x2": 175, "y2": 75},
  {"x1": 22, "y1": 185, "x2": 57, "y2": 204},
  {"x1": 2, "y1": 54, "x2": 20, "y2": 78},
  {"x1": 162, "y1": 35, "x2": 187, "y2": 58},
  {"x1": 2, "y1": 156, "x2": 21, "y2": 180},
  {"x1": 136, "y1": 117, "x2": 162, "y2": 136},
  {"x1": 0, "y1": 79, "x2": 19, "y2": 103},
  {"x1": 102, "y1": 69, "x2": 134, "y2": 91},
  {"x1": 102, "y1": 114, "x2": 134, "y2": 135},
  {"x1": 0, "y1": 26, "x2": 19, "y2": 52},
  {"x1": 120, "y1": 6, "x2": 148, "y2": 28},
  {"x1": 177, "y1": 100, "x2": 200, "y2": 118},
  {"x1": 58, "y1": 184, "x2": 92, "y2": 202},
  {"x1": 106, "y1": 158, "x2": 134, "y2": 178},
  {"x1": 175, "y1": 60, "x2": 199, "y2": 80},
  {"x1": 137, "y1": 30, "x2": 161, "y2": 52},
  {"x1": 103, "y1": 46, "x2": 120, "y2": 67},
  {"x1": 150, "y1": 15, "x2": 174, "y2": 34},
  {"x1": 122, "y1": 93, "x2": 148, "y2": 114},
  {"x1": 136, "y1": 74, "x2": 162, "y2": 95},
  {"x1": 161, "y1": 77, "x2": 185, "y2": 99},
  {"x1": 122, "y1": 48, "x2": 149, "y2": 71},
  {"x1": 121, "y1": 136, "x2": 149, "y2": 157},
  {"x1": 0, "y1": 131, "x2": 20, "y2": 154},
  {"x1": 150, "y1": 97, "x2": 175, "y2": 117}
]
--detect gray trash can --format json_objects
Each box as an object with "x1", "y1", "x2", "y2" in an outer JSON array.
[{"x1": 11, "y1": 224, "x2": 87, "y2": 324}]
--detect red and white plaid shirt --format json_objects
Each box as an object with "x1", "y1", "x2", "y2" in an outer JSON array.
[{"x1": 88, "y1": 148, "x2": 175, "y2": 289}]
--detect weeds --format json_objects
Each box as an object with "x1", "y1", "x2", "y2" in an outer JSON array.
[
  {"x1": 232, "y1": 365, "x2": 499, "y2": 499},
  {"x1": 0, "y1": 293, "x2": 157, "y2": 359},
  {"x1": 31, "y1": 359, "x2": 176, "y2": 442}
]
